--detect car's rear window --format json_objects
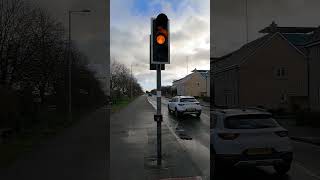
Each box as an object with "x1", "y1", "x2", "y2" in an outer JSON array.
[
  {"x1": 224, "y1": 114, "x2": 278, "y2": 129},
  {"x1": 180, "y1": 98, "x2": 197, "y2": 102}
]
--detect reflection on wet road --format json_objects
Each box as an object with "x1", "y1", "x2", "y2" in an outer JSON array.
[
  {"x1": 213, "y1": 162, "x2": 320, "y2": 180},
  {"x1": 147, "y1": 95, "x2": 320, "y2": 180},
  {"x1": 147, "y1": 96, "x2": 210, "y2": 179}
]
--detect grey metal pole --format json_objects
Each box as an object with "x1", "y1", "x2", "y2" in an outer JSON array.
[
  {"x1": 245, "y1": 0, "x2": 249, "y2": 43},
  {"x1": 68, "y1": 11, "x2": 72, "y2": 123},
  {"x1": 131, "y1": 64, "x2": 133, "y2": 98},
  {"x1": 156, "y1": 64, "x2": 162, "y2": 165}
]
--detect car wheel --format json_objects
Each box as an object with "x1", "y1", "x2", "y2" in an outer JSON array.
[
  {"x1": 196, "y1": 112, "x2": 201, "y2": 118},
  {"x1": 274, "y1": 162, "x2": 291, "y2": 175},
  {"x1": 168, "y1": 106, "x2": 171, "y2": 113}
]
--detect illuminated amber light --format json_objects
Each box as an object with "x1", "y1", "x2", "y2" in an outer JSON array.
[{"x1": 156, "y1": 35, "x2": 166, "y2": 44}]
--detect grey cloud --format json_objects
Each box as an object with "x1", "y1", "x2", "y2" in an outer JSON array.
[
  {"x1": 212, "y1": 0, "x2": 320, "y2": 57},
  {"x1": 172, "y1": 16, "x2": 208, "y2": 47}
]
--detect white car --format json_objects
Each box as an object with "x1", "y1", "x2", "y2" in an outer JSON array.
[
  {"x1": 211, "y1": 108, "x2": 293, "y2": 175},
  {"x1": 168, "y1": 96, "x2": 202, "y2": 117}
]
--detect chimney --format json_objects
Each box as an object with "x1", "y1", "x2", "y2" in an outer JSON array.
[{"x1": 269, "y1": 21, "x2": 278, "y2": 33}]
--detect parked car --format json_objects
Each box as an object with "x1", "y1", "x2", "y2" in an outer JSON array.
[
  {"x1": 211, "y1": 108, "x2": 293, "y2": 175},
  {"x1": 168, "y1": 96, "x2": 202, "y2": 117}
]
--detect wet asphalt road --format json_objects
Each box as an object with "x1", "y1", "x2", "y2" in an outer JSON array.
[
  {"x1": 147, "y1": 95, "x2": 320, "y2": 180},
  {"x1": 147, "y1": 95, "x2": 210, "y2": 179}
]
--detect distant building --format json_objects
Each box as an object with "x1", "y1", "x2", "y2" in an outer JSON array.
[
  {"x1": 306, "y1": 27, "x2": 320, "y2": 111},
  {"x1": 172, "y1": 69, "x2": 210, "y2": 97},
  {"x1": 212, "y1": 22, "x2": 313, "y2": 111}
]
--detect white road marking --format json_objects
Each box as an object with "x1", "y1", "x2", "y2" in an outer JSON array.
[
  {"x1": 293, "y1": 161, "x2": 320, "y2": 180},
  {"x1": 147, "y1": 97, "x2": 157, "y2": 110},
  {"x1": 201, "y1": 113, "x2": 210, "y2": 119}
]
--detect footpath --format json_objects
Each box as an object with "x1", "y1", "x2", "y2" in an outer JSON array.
[
  {"x1": 0, "y1": 107, "x2": 109, "y2": 180},
  {"x1": 110, "y1": 95, "x2": 203, "y2": 180},
  {"x1": 277, "y1": 118, "x2": 320, "y2": 146}
]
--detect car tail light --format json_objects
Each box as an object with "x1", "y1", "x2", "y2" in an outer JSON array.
[
  {"x1": 178, "y1": 103, "x2": 185, "y2": 106},
  {"x1": 275, "y1": 131, "x2": 288, "y2": 137},
  {"x1": 218, "y1": 133, "x2": 239, "y2": 140}
]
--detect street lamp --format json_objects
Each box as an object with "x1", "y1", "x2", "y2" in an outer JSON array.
[{"x1": 68, "y1": 9, "x2": 91, "y2": 122}]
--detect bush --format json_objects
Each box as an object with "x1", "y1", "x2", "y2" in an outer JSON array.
[{"x1": 201, "y1": 96, "x2": 210, "y2": 102}]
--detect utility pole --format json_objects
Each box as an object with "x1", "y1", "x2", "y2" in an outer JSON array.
[
  {"x1": 67, "y1": 9, "x2": 91, "y2": 123},
  {"x1": 187, "y1": 56, "x2": 189, "y2": 75},
  {"x1": 156, "y1": 64, "x2": 162, "y2": 165},
  {"x1": 68, "y1": 11, "x2": 72, "y2": 123},
  {"x1": 245, "y1": 0, "x2": 249, "y2": 43},
  {"x1": 131, "y1": 64, "x2": 133, "y2": 98}
]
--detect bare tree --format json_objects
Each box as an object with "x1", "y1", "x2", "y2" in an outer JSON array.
[{"x1": 111, "y1": 61, "x2": 143, "y2": 101}]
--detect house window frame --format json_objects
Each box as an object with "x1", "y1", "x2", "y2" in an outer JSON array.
[{"x1": 274, "y1": 66, "x2": 288, "y2": 79}]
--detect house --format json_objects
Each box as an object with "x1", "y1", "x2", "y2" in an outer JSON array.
[
  {"x1": 212, "y1": 22, "x2": 313, "y2": 111},
  {"x1": 172, "y1": 69, "x2": 209, "y2": 97},
  {"x1": 306, "y1": 27, "x2": 320, "y2": 111}
]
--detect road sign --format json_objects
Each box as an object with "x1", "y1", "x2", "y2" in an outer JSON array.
[{"x1": 151, "y1": 14, "x2": 170, "y2": 64}]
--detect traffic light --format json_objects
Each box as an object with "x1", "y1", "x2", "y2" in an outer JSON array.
[
  {"x1": 150, "y1": 34, "x2": 165, "y2": 70},
  {"x1": 151, "y1": 13, "x2": 170, "y2": 64}
]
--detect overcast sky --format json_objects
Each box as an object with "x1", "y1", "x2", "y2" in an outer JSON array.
[
  {"x1": 211, "y1": 0, "x2": 320, "y2": 57},
  {"x1": 29, "y1": 0, "x2": 109, "y2": 92},
  {"x1": 111, "y1": 0, "x2": 210, "y2": 91}
]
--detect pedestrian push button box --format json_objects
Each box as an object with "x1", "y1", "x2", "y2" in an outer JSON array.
[{"x1": 154, "y1": 115, "x2": 163, "y2": 122}]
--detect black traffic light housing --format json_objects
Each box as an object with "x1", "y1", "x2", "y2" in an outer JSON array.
[
  {"x1": 151, "y1": 13, "x2": 170, "y2": 64},
  {"x1": 150, "y1": 34, "x2": 165, "y2": 70}
]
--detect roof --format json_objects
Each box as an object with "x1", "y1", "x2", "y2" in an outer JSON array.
[
  {"x1": 191, "y1": 69, "x2": 209, "y2": 78},
  {"x1": 259, "y1": 21, "x2": 316, "y2": 34},
  {"x1": 305, "y1": 27, "x2": 320, "y2": 47},
  {"x1": 212, "y1": 33, "x2": 273, "y2": 72},
  {"x1": 260, "y1": 27, "x2": 316, "y2": 34},
  {"x1": 173, "y1": 69, "x2": 209, "y2": 83},
  {"x1": 282, "y1": 33, "x2": 313, "y2": 46},
  {"x1": 213, "y1": 30, "x2": 309, "y2": 73}
]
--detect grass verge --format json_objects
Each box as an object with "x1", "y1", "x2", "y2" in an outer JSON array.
[
  {"x1": 111, "y1": 97, "x2": 136, "y2": 113},
  {"x1": 0, "y1": 108, "x2": 93, "y2": 168}
]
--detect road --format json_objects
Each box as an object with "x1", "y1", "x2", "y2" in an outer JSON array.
[
  {"x1": 147, "y1": 95, "x2": 210, "y2": 179},
  {"x1": 148, "y1": 95, "x2": 320, "y2": 180}
]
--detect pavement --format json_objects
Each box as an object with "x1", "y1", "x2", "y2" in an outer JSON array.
[
  {"x1": 110, "y1": 95, "x2": 208, "y2": 180},
  {"x1": 276, "y1": 118, "x2": 320, "y2": 146},
  {"x1": 0, "y1": 107, "x2": 109, "y2": 180},
  {"x1": 287, "y1": 127, "x2": 320, "y2": 146}
]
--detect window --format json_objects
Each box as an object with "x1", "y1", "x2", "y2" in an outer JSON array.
[
  {"x1": 274, "y1": 67, "x2": 287, "y2": 78},
  {"x1": 180, "y1": 98, "x2": 197, "y2": 102},
  {"x1": 224, "y1": 114, "x2": 278, "y2": 129}
]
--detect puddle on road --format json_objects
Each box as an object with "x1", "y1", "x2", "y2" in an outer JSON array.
[{"x1": 175, "y1": 126, "x2": 193, "y2": 140}]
